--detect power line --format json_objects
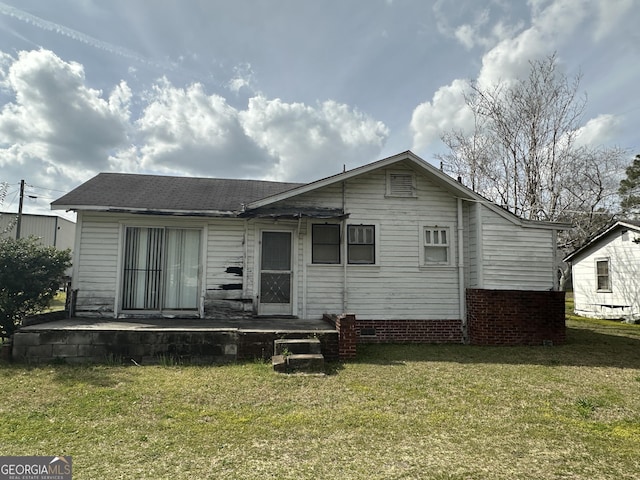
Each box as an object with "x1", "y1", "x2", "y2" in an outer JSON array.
[{"x1": 27, "y1": 184, "x2": 68, "y2": 193}]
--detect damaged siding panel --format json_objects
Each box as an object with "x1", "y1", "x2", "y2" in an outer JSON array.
[{"x1": 205, "y1": 219, "x2": 250, "y2": 317}]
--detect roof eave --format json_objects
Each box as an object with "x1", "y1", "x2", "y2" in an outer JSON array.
[
  {"x1": 564, "y1": 221, "x2": 640, "y2": 262},
  {"x1": 51, "y1": 205, "x2": 238, "y2": 217}
]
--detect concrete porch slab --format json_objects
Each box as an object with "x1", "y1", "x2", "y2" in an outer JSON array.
[
  {"x1": 19, "y1": 317, "x2": 336, "y2": 333},
  {"x1": 13, "y1": 317, "x2": 340, "y2": 365}
]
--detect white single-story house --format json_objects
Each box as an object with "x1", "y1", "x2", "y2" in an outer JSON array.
[
  {"x1": 565, "y1": 220, "x2": 640, "y2": 321},
  {"x1": 51, "y1": 151, "x2": 567, "y2": 345}
]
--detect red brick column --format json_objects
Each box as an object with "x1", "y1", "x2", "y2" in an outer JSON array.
[{"x1": 335, "y1": 313, "x2": 357, "y2": 360}]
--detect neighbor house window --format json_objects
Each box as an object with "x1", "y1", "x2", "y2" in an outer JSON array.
[
  {"x1": 424, "y1": 227, "x2": 450, "y2": 264},
  {"x1": 312, "y1": 224, "x2": 340, "y2": 264},
  {"x1": 596, "y1": 259, "x2": 611, "y2": 291},
  {"x1": 348, "y1": 225, "x2": 375, "y2": 264}
]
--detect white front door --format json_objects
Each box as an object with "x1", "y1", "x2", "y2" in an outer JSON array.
[{"x1": 258, "y1": 230, "x2": 293, "y2": 316}]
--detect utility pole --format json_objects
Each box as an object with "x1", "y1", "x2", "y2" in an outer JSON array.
[{"x1": 16, "y1": 179, "x2": 24, "y2": 239}]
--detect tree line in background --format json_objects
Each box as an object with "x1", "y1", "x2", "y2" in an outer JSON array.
[{"x1": 436, "y1": 54, "x2": 638, "y2": 265}]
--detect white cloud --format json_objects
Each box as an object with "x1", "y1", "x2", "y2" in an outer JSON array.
[
  {"x1": 133, "y1": 78, "x2": 270, "y2": 178},
  {"x1": 574, "y1": 114, "x2": 622, "y2": 147},
  {"x1": 410, "y1": 79, "x2": 473, "y2": 152},
  {"x1": 455, "y1": 24, "x2": 477, "y2": 49},
  {"x1": 118, "y1": 78, "x2": 389, "y2": 182},
  {"x1": 227, "y1": 63, "x2": 256, "y2": 94},
  {"x1": 0, "y1": 46, "x2": 389, "y2": 208},
  {"x1": 239, "y1": 96, "x2": 389, "y2": 181},
  {"x1": 0, "y1": 49, "x2": 131, "y2": 175}
]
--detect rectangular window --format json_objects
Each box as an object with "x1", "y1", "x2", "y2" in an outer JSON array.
[
  {"x1": 596, "y1": 259, "x2": 610, "y2": 291},
  {"x1": 424, "y1": 227, "x2": 449, "y2": 264},
  {"x1": 122, "y1": 227, "x2": 200, "y2": 311},
  {"x1": 348, "y1": 225, "x2": 375, "y2": 264},
  {"x1": 312, "y1": 224, "x2": 340, "y2": 264}
]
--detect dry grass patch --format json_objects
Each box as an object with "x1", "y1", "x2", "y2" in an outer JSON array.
[{"x1": 1, "y1": 317, "x2": 640, "y2": 479}]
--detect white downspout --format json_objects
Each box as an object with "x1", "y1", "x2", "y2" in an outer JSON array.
[
  {"x1": 457, "y1": 198, "x2": 466, "y2": 342},
  {"x1": 200, "y1": 224, "x2": 208, "y2": 318},
  {"x1": 476, "y1": 202, "x2": 484, "y2": 288},
  {"x1": 243, "y1": 219, "x2": 249, "y2": 312},
  {"x1": 342, "y1": 181, "x2": 348, "y2": 312},
  {"x1": 299, "y1": 215, "x2": 307, "y2": 319},
  {"x1": 552, "y1": 229, "x2": 559, "y2": 291}
]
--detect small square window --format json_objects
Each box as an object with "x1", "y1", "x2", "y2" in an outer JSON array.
[
  {"x1": 424, "y1": 227, "x2": 449, "y2": 264},
  {"x1": 312, "y1": 224, "x2": 340, "y2": 264},
  {"x1": 348, "y1": 225, "x2": 375, "y2": 264}
]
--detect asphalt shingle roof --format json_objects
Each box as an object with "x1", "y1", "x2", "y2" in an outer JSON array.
[{"x1": 51, "y1": 173, "x2": 304, "y2": 213}]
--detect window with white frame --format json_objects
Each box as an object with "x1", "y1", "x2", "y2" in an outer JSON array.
[
  {"x1": 596, "y1": 259, "x2": 611, "y2": 291},
  {"x1": 312, "y1": 224, "x2": 340, "y2": 264},
  {"x1": 424, "y1": 226, "x2": 450, "y2": 264},
  {"x1": 348, "y1": 225, "x2": 375, "y2": 264}
]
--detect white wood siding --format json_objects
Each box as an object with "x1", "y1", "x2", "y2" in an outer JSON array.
[
  {"x1": 481, "y1": 209, "x2": 555, "y2": 290},
  {"x1": 572, "y1": 230, "x2": 640, "y2": 319},
  {"x1": 279, "y1": 163, "x2": 463, "y2": 320},
  {"x1": 73, "y1": 212, "x2": 120, "y2": 315}
]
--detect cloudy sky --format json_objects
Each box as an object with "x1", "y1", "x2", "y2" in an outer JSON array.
[{"x1": 0, "y1": 0, "x2": 638, "y2": 220}]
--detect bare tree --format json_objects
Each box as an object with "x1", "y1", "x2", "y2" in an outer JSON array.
[
  {"x1": 0, "y1": 182, "x2": 18, "y2": 236},
  {"x1": 437, "y1": 54, "x2": 626, "y2": 252}
]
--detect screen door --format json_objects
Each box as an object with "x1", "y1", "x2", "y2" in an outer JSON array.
[{"x1": 258, "y1": 231, "x2": 292, "y2": 315}]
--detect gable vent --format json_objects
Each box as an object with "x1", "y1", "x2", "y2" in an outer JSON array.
[{"x1": 388, "y1": 173, "x2": 416, "y2": 197}]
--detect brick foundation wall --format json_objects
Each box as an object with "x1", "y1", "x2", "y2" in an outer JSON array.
[
  {"x1": 356, "y1": 319, "x2": 463, "y2": 344},
  {"x1": 324, "y1": 314, "x2": 464, "y2": 359},
  {"x1": 467, "y1": 289, "x2": 566, "y2": 346}
]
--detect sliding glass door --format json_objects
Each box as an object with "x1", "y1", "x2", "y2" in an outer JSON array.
[{"x1": 122, "y1": 227, "x2": 200, "y2": 311}]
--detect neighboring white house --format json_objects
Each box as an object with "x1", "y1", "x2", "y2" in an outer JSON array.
[
  {"x1": 51, "y1": 151, "x2": 566, "y2": 343},
  {"x1": 565, "y1": 220, "x2": 640, "y2": 321}
]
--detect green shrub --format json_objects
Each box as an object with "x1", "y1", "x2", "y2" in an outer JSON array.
[{"x1": 0, "y1": 237, "x2": 71, "y2": 339}]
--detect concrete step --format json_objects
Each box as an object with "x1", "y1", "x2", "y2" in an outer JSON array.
[
  {"x1": 272, "y1": 353, "x2": 325, "y2": 374},
  {"x1": 274, "y1": 337, "x2": 322, "y2": 355}
]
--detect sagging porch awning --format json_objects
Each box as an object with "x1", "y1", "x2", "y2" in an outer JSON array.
[{"x1": 239, "y1": 206, "x2": 348, "y2": 220}]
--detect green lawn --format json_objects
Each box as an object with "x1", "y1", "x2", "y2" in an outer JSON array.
[
  {"x1": 41, "y1": 290, "x2": 66, "y2": 313},
  {"x1": 1, "y1": 315, "x2": 639, "y2": 479}
]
